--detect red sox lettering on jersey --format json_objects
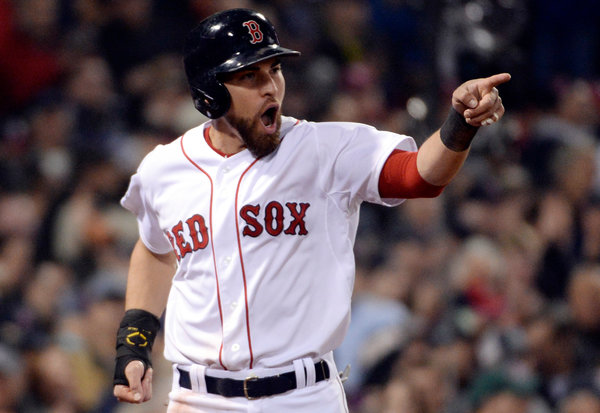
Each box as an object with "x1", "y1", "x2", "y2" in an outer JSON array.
[
  {"x1": 239, "y1": 201, "x2": 310, "y2": 237},
  {"x1": 121, "y1": 116, "x2": 417, "y2": 372},
  {"x1": 166, "y1": 201, "x2": 310, "y2": 260}
]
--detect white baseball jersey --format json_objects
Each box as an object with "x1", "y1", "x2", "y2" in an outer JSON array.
[{"x1": 121, "y1": 116, "x2": 416, "y2": 371}]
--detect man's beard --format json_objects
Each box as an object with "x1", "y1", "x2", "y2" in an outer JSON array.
[{"x1": 225, "y1": 112, "x2": 282, "y2": 158}]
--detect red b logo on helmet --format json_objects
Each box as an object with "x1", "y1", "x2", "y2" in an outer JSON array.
[{"x1": 243, "y1": 20, "x2": 263, "y2": 44}]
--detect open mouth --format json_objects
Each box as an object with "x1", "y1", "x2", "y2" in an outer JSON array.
[{"x1": 260, "y1": 105, "x2": 279, "y2": 129}]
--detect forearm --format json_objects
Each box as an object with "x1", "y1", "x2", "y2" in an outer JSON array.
[
  {"x1": 416, "y1": 129, "x2": 469, "y2": 186},
  {"x1": 125, "y1": 239, "x2": 176, "y2": 317},
  {"x1": 415, "y1": 72, "x2": 510, "y2": 186}
]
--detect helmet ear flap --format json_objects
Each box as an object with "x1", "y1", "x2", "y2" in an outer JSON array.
[{"x1": 189, "y1": 76, "x2": 231, "y2": 119}]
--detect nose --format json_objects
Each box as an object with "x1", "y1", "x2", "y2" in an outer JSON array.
[{"x1": 259, "y1": 71, "x2": 278, "y2": 96}]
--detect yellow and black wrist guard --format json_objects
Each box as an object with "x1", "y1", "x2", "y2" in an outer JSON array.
[{"x1": 113, "y1": 309, "x2": 161, "y2": 387}]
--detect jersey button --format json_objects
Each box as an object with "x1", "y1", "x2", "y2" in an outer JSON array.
[{"x1": 231, "y1": 343, "x2": 240, "y2": 352}]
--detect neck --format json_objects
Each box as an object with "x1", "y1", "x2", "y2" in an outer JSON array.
[{"x1": 208, "y1": 118, "x2": 246, "y2": 155}]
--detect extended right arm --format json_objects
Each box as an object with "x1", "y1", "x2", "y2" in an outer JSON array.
[
  {"x1": 113, "y1": 239, "x2": 176, "y2": 404},
  {"x1": 378, "y1": 73, "x2": 510, "y2": 198}
]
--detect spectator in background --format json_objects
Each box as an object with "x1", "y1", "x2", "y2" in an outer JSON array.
[
  {"x1": 0, "y1": 344, "x2": 25, "y2": 413},
  {"x1": 559, "y1": 390, "x2": 600, "y2": 413},
  {"x1": 521, "y1": 79, "x2": 599, "y2": 193},
  {"x1": 25, "y1": 344, "x2": 78, "y2": 413},
  {"x1": 0, "y1": 0, "x2": 62, "y2": 116},
  {"x1": 529, "y1": 0, "x2": 600, "y2": 104},
  {"x1": 467, "y1": 369, "x2": 548, "y2": 413},
  {"x1": 334, "y1": 261, "x2": 413, "y2": 400},
  {"x1": 567, "y1": 265, "x2": 600, "y2": 372},
  {"x1": 523, "y1": 310, "x2": 594, "y2": 408},
  {"x1": 98, "y1": 0, "x2": 192, "y2": 89}
]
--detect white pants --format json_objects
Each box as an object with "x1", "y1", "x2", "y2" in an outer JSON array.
[{"x1": 166, "y1": 356, "x2": 349, "y2": 413}]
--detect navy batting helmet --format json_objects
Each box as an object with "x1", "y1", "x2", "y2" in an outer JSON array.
[{"x1": 183, "y1": 9, "x2": 300, "y2": 119}]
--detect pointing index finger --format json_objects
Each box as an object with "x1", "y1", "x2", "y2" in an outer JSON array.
[{"x1": 484, "y1": 73, "x2": 511, "y2": 89}]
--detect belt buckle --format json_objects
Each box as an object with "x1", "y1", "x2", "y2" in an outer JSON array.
[{"x1": 243, "y1": 375, "x2": 259, "y2": 400}]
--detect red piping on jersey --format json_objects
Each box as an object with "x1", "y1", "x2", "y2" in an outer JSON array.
[
  {"x1": 197, "y1": 120, "x2": 300, "y2": 369},
  {"x1": 234, "y1": 158, "x2": 260, "y2": 369},
  {"x1": 230, "y1": 118, "x2": 301, "y2": 368},
  {"x1": 180, "y1": 132, "x2": 227, "y2": 370},
  {"x1": 204, "y1": 127, "x2": 230, "y2": 157}
]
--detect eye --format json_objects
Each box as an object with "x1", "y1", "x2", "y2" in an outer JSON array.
[{"x1": 240, "y1": 71, "x2": 255, "y2": 81}]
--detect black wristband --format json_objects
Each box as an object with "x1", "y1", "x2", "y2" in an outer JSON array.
[
  {"x1": 440, "y1": 108, "x2": 479, "y2": 152},
  {"x1": 113, "y1": 309, "x2": 161, "y2": 386}
]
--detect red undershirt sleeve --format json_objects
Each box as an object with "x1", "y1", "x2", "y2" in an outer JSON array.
[{"x1": 378, "y1": 149, "x2": 446, "y2": 199}]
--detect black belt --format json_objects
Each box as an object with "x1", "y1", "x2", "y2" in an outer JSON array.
[{"x1": 178, "y1": 360, "x2": 330, "y2": 399}]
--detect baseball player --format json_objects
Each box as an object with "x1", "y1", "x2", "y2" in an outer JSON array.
[{"x1": 112, "y1": 8, "x2": 509, "y2": 413}]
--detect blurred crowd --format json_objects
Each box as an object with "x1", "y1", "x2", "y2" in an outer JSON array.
[{"x1": 0, "y1": 0, "x2": 599, "y2": 412}]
